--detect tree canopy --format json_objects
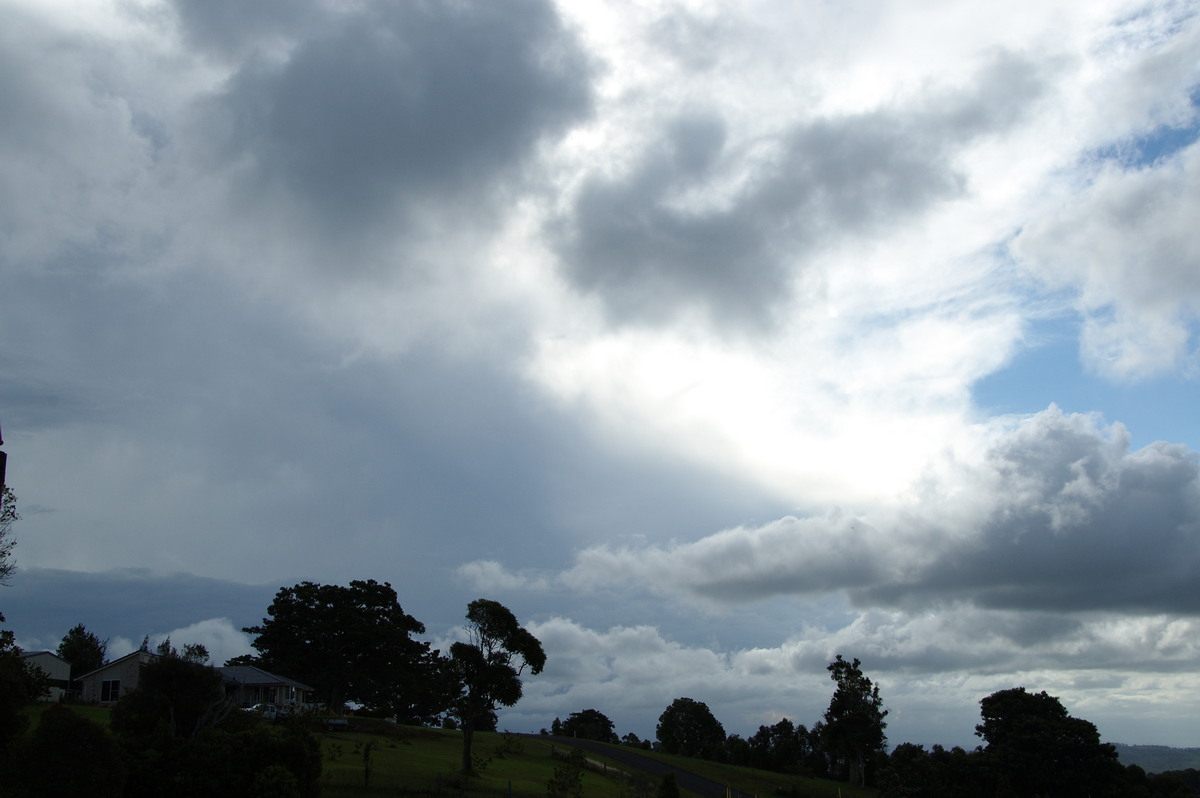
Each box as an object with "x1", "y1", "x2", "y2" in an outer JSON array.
[
  {"x1": 823, "y1": 655, "x2": 888, "y2": 786},
  {"x1": 244, "y1": 579, "x2": 428, "y2": 712},
  {"x1": 57, "y1": 623, "x2": 108, "y2": 682},
  {"x1": 446, "y1": 598, "x2": 545, "y2": 773},
  {"x1": 976, "y1": 687, "x2": 1125, "y2": 797},
  {"x1": 656, "y1": 697, "x2": 726, "y2": 759},
  {"x1": 559, "y1": 708, "x2": 618, "y2": 742}
]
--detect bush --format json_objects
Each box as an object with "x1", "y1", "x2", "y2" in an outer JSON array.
[{"x1": 8, "y1": 705, "x2": 125, "y2": 797}]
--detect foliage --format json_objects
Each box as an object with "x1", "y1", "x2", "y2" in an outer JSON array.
[
  {"x1": 735, "y1": 717, "x2": 818, "y2": 775},
  {"x1": 655, "y1": 697, "x2": 726, "y2": 759},
  {"x1": 656, "y1": 772, "x2": 681, "y2": 798},
  {"x1": 121, "y1": 721, "x2": 322, "y2": 798},
  {"x1": 244, "y1": 579, "x2": 428, "y2": 712},
  {"x1": 976, "y1": 687, "x2": 1127, "y2": 797},
  {"x1": 57, "y1": 622, "x2": 109, "y2": 681},
  {"x1": 154, "y1": 636, "x2": 211, "y2": 665},
  {"x1": 446, "y1": 598, "x2": 546, "y2": 774},
  {"x1": 823, "y1": 655, "x2": 887, "y2": 787},
  {"x1": 6, "y1": 704, "x2": 125, "y2": 797},
  {"x1": 0, "y1": 624, "x2": 49, "y2": 753},
  {"x1": 546, "y1": 745, "x2": 586, "y2": 797},
  {"x1": 111, "y1": 652, "x2": 230, "y2": 739},
  {"x1": 0, "y1": 486, "x2": 18, "y2": 584},
  {"x1": 560, "y1": 707, "x2": 619, "y2": 742}
]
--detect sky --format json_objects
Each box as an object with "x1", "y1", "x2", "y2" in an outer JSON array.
[{"x1": 2, "y1": 0, "x2": 1200, "y2": 751}]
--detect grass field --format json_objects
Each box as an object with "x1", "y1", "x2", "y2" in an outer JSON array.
[{"x1": 316, "y1": 722, "x2": 878, "y2": 798}]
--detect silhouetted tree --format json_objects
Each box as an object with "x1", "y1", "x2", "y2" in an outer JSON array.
[
  {"x1": 560, "y1": 708, "x2": 618, "y2": 742},
  {"x1": 822, "y1": 655, "x2": 887, "y2": 786},
  {"x1": 56, "y1": 623, "x2": 108, "y2": 684},
  {"x1": 446, "y1": 598, "x2": 546, "y2": 774},
  {"x1": 244, "y1": 579, "x2": 428, "y2": 712},
  {"x1": 976, "y1": 687, "x2": 1127, "y2": 797},
  {"x1": 656, "y1": 697, "x2": 725, "y2": 759}
]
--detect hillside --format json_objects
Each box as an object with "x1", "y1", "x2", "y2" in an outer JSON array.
[{"x1": 1114, "y1": 744, "x2": 1200, "y2": 774}]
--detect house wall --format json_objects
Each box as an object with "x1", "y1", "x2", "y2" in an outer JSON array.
[
  {"x1": 22, "y1": 652, "x2": 71, "y2": 701},
  {"x1": 80, "y1": 653, "x2": 152, "y2": 705}
]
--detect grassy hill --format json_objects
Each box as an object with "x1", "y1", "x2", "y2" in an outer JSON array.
[{"x1": 317, "y1": 722, "x2": 877, "y2": 797}]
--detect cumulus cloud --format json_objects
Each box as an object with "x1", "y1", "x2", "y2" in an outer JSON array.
[
  {"x1": 137, "y1": 618, "x2": 254, "y2": 666},
  {"x1": 462, "y1": 407, "x2": 1200, "y2": 614}
]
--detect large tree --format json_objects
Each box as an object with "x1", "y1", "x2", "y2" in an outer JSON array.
[
  {"x1": 976, "y1": 687, "x2": 1127, "y2": 797},
  {"x1": 823, "y1": 655, "x2": 888, "y2": 787},
  {"x1": 446, "y1": 598, "x2": 545, "y2": 774},
  {"x1": 244, "y1": 579, "x2": 428, "y2": 712},
  {"x1": 57, "y1": 623, "x2": 108, "y2": 683},
  {"x1": 656, "y1": 697, "x2": 726, "y2": 759}
]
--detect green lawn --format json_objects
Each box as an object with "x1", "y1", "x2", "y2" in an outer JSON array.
[
  {"x1": 22, "y1": 701, "x2": 112, "y2": 728},
  {"x1": 316, "y1": 724, "x2": 877, "y2": 798},
  {"x1": 317, "y1": 725, "x2": 631, "y2": 797}
]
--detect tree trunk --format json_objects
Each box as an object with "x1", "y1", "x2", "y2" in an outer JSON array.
[{"x1": 461, "y1": 719, "x2": 476, "y2": 774}]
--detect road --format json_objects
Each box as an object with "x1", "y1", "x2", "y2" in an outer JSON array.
[{"x1": 537, "y1": 736, "x2": 755, "y2": 798}]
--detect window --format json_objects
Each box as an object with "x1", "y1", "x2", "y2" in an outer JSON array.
[{"x1": 101, "y1": 679, "x2": 120, "y2": 702}]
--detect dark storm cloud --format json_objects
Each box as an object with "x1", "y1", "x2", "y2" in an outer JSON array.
[
  {"x1": 1, "y1": 568, "x2": 276, "y2": 645},
  {"x1": 554, "y1": 51, "x2": 1048, "y2": 328},
  {"x1": 202, "y1": 0, "x2": 592, "y2": 248},
  {"x1": 856, "y1": 409, "x2": 1200, "y2": 614}
]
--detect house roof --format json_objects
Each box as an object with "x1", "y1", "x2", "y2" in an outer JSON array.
[
  {"x1": 20, "y1": 650, "x2": 70, "y2": 664},
  {"x1": 217, "y1": 665, "x2": 314, "y2": 691},
  {"x1": 76, "y1": 650, "x2": 158, "y2": 681}
]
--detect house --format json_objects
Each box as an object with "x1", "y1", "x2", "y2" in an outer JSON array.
[
  {"x1": 218, "y1": 665, "x2": 314, "y2": 709},
  {"x1": 20, "y1": 651, "x2": 71, "y2": 701},
  {"x1": 77, "y1": 650, "x2": 158, "y2": 705}
]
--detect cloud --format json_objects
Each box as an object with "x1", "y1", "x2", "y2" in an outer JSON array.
[
  {"x1": 1011, "y1": 11, "x2": 1200, "y2": 379},
  {"x1": 551, "y1": 49, "x2": 1047, "y2": 328},
  {"x1": 198, "y1": 0, "x2": 593, "y2": 263},
  {"x1": 463, "y1": 406, "x2": 1200, "y2": 615},
  {"x1": 4, "y1": 568, "x2": 275, "y2": 653},
  {"x1": 1015, "y1": 138, "x2": 1200, "y2": 378}
]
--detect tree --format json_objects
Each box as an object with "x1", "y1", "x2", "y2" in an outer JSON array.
[
  {"x1": 560, "y1": 708, "x2": 618, "y2": 742},
  {"x1": 446, "y1": 598, "x2": 546, "y2": 774},
  {"x1": 823, "y1": 655, "x2": 887, "y2": 787},
  {"x1": 110, "y1": 650, "x2": 231, "y2": 739},
  {"x1": 655, "y1": 697, "x2": 725, "y2": 759},
  {"x1": 747, "y1": 717, "x2": 811, "y2": 774},
  {"x1": 0, "y1": 486, "x2": 18, "y2": 585},
  {"x1": 57, "y1": 623, "x2": 108, "y2": 683},
  {"x1": 8, "y1": 705, "x2": 125, "y2": 798},
  {"x1": 546, "y1": 745, "x2": 586, "y2": 798},
  {"x1": 244, "y1": 579, "x2": 428, "y2": 712},
  {"x1": 976, "y1": 687, "x2": 1127, "y2": 797}
]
